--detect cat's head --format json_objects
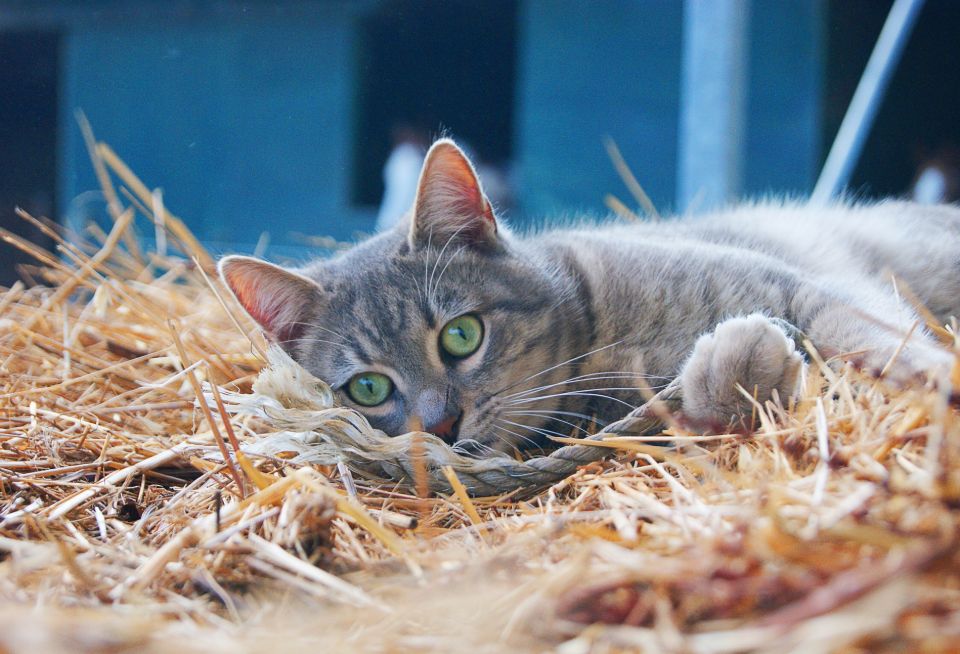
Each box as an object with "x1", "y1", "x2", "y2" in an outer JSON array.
[{"x1": 220, "y1": 139, "x2": 591, "y2": 453}]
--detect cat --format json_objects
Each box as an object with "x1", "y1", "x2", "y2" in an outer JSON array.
[{"x1": 219, "y1": 139, "x2": 960, "y2": 454}]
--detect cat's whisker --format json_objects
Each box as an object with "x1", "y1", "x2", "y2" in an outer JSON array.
[
  {"x1": 284, "y1": 320, "x2": 348, "y2": 343},
  {"x1": 428, "y1": 224, "x2": 470, "y2": 303},
  {"x1": 492, "y1": 418, "x2": 544, "y2": 448},
  {"x1": 491, "y1": 339, "x2": 628, "y2": 397},
  {"x1": 431, "y1": 244, "x2": 468, "y2": 304},
  {"x1": 452, "y1": 438, "x2": 498, "y2": 457},
  {"x1": 285, "y1": 336, "x2": 349, "y2": 350},
  {"x1": 423, "y1": 228, "x2": 433, "y2": 307},
  {"x1": 500, "y1": 418, "x2": 572, "y2": 441},
  {"x1": 504, "y1": 411, "x2": 595, "y2": 435},
  {"x1": 508, "y1": 385, "x2": 643, "y2": 400},
  {"x1": 507, "y1": 389, "x2": 638, "y2": 411},
  {"x1": 490, "y1": 423, "x2": 539, "y2": 450},
  {"x1": 504, "y1": 408, "x2": 608, "y2": 427},
  {"x1": 503, "y1": 371, "x2": 667, "y2": 401},
  {"x1": 488, "y1": 430, "x2": 516, "y2": 450},
  {"x1": 313, "y1": 326, "x2": 349, "y2": 342},
  {"x1": 409, "y1": 270, "x2": 425, "y2": 305}
]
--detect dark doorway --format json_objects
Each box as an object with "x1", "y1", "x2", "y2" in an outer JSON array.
[
  {"x1": 823, "y1": 0, "x2": 960, "y2": 198},
  {"x1": 351, "y1": 0, "x2": 519, "y2": 206},
  {"x1": 0, "y1": 30, "x2": 59, "y2": 286}
]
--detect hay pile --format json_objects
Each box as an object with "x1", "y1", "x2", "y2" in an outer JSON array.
[{"x1": 1, "y1": 142, "x2": 960, "y2": 653}]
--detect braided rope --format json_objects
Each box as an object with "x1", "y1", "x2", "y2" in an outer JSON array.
[
  {"x1": 348, "y1": 381, "x2": 681, "y2": 496},
  {"x1": 214, "y1": 317, "x2": 805, "y2": 496},
  {"x1": 207, "y1": 348, "x2": 677, "y2": 495}
]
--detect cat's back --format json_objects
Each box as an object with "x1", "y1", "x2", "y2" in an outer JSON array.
[
  {"x1": 533, "y1": 200, "x2": 960, "y2": 321},
  {"x1": 538, "y1": 200, "x2": 960, "y2": 278},
  {"x1": 685, "y1": 201, "x2": 960, "y2": 288}
]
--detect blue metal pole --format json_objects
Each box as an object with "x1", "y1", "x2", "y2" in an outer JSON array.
[{"x1": 810, "y1": 0, "x2": 926, "y2": 204}]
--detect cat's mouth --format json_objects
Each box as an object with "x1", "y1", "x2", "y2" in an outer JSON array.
[{"x1": 426, "y1": 410, "x2": 463, "y2": 444}]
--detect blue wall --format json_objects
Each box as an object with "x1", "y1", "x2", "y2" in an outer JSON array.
[
  {"x1": 514, "y1": 0, "x2": 684, "y2": 219},
  {"x1": 59, "y1": 7, "x2": 371, "y2": 256},
  {"x1": 514, "y1": 0, "x2": 823, "y2": 219},
  {"x1": 55, "y1": 0, "x2": 825, "y2": 255},
  {"x1": 744, "y1": 0, "x2": 824, "y2": 197}
]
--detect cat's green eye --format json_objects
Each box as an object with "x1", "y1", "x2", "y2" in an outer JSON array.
[
  {"x1": 347, "y1": 372, "x2": 393, "y2": 406},
  {"x1": 440, "y1": 314, "x2": 484, "y2": 358}
]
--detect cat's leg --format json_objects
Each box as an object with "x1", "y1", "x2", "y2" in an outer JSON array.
[
  {"x1": 679, "y1": 313, "x2": 805, "y2": 429},
  {"x1": 798, "y1": 295, "x2": 954, "y2": 386}
]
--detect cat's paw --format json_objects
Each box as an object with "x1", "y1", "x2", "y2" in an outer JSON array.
[{"x1": 680, "y1": 314, "x2": 804, "y2": 429}]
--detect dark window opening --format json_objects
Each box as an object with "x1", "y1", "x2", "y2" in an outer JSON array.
[
  {"x1": 351, "y1": 0, "x2": 519, "y2": 207},
  {"x1": 0, "y1": 30, "x2": 59, "y2": 286},
  {"x1": 823, "y1": 0, "x2": 960, "y2": 199}
]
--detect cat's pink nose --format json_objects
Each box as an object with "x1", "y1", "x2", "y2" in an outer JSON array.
[{"x1": 424, "y1": 411, "x2": 463, "y2": 444}]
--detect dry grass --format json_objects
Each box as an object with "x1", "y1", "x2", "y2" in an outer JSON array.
[{"x1": 1, "y1": 141, "x2": 960, "y2": 653}]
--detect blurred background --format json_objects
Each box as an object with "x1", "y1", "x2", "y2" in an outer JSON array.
[{"x1": 0, "y1": 0, "x2": 958, "y2": 284}]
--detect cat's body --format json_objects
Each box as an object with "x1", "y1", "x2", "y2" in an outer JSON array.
[{"x1": 221, "y1": 140, "x2": 959, "y2": 454}]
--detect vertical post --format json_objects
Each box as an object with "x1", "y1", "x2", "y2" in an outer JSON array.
[{"x1": 676, "y1": 0, "x2": 750, "y2": 214}]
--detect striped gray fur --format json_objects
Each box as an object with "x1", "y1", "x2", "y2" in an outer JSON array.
[{"x1": 220, "y1": 139, "x2": 960, "y2": 454}]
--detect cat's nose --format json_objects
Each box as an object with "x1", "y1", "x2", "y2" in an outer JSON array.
[{"x1": 424, "y1": 411, "x2": 463, "y2": 444}]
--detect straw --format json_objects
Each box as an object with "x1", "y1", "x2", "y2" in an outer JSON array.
[{"x1": 1, "y1": 143, "x2": 959, "y2": 653}]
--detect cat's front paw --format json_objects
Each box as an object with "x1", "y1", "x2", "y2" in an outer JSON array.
[{"x1": 680, "y1": 314, "x2": 804, "y2": 430}]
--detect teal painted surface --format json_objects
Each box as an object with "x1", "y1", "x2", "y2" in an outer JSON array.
[
  {"x1": 59, "y1": 10, "x2": 369, "y2": 256},
  {"x1": 514, "y1": 0, "x2": 683, "y2": 219},
  {"x1": 743, "y1": 0, "x2": 825, "y2": 197},
  {"x1": 515, "y1": 0, "x2": 823, "y2": 219},
  {"x1": 55, "y1": 0, "x2": 826, "y2": 252}
]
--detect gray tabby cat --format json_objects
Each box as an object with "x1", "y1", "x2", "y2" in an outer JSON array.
[{"x1": 220, "y1": 139, "x2": 959, "y2": 453}]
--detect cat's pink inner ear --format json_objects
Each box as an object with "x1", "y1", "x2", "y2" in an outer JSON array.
[
  {"x1": 218, "y1": 256, "x2": 319, "y2": 343},
  {"x1": 412, "y1": 139, "x2": 497, "y2": 246}
]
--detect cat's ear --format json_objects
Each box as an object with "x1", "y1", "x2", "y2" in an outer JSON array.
[
  {"x1": 409, "y1": 139, "x2": 499, "y2": 250},
  {"x1": 218, "y1": 255, "x2": 323, "y2": 344}
]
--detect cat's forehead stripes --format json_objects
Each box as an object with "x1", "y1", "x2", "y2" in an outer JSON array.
[{"x1": 310, "y1": 248, "x2": 503, "y2": 380}]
